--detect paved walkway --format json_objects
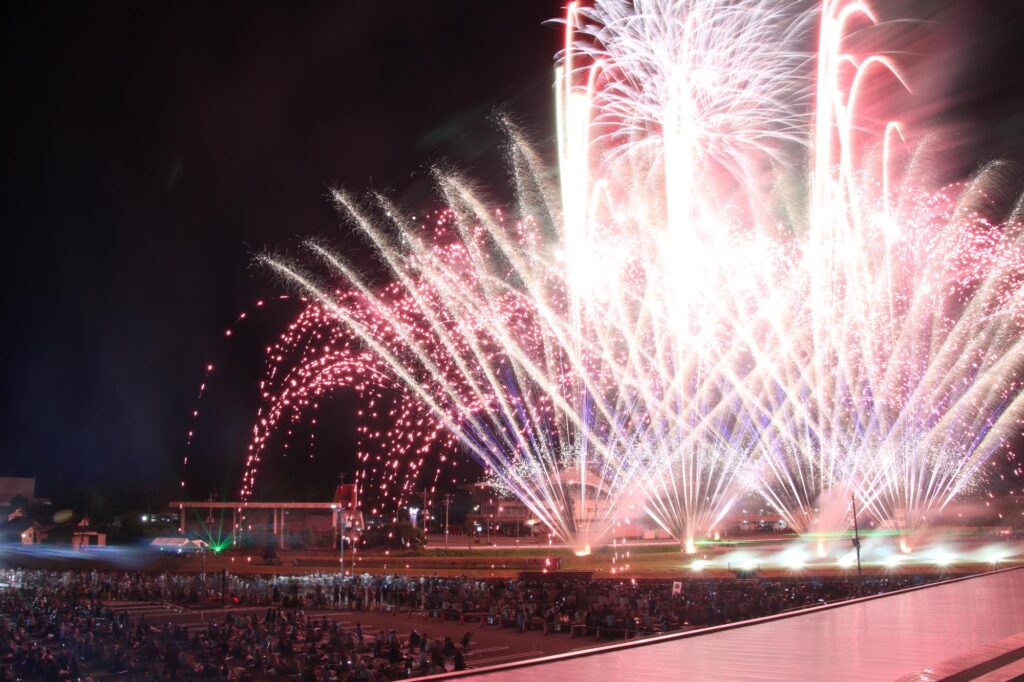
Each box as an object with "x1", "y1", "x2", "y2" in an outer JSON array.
[{"x1": 444, "y1": 567, "x2": 1024, "y2": 681}]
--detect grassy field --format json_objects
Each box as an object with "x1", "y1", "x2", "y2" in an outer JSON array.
[
  {"x1": 167, "y1": 541, "x2": 1012, "y2": 580},
  {"x1": 4, "y1": 531, "x2": 1016, "y2": 580}
]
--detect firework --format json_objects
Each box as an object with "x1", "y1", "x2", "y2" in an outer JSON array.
[
  {"x1": 255, "y1": 0, "x2": 1024, "y2": 551},
  {"x1": 750, "y1": 0, "x2": 1024, "y2": 538},
  {"x1": 236, "y1": 287, "x2": 469, "y2": 525}
]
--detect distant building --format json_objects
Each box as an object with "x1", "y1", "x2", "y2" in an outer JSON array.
[
  {"x1": 150, "y1": 537, "x2": 208, "y2": 553},
  {"x1": 461, "y1": 479, "x2": 788, "y2": 542},
  {"x1": 727, "y1": 507, "x2": 787, "y2": 533},
  {"x1": 169, "y1": 484, "x2": 364, "y2": 550},
  {"x1": 333, "y1": 483, "x2": 363, "y2": 532},
  {"x1": 463, "y1": 482, "x2": 536, "y2": 532},
  {"x1": 6, "y1": 512, "x2": 106, "y2": 549},
  {"x1": 0, "y1": 514, "x2": 44, "y2": 544},
  {"x1": 66, "y1": 515, "x2": 107, "y2": 549},
  {"x1": 462, "y1": 478, "x2": 659, "y2": 540},
  {"x1": 19, "y1": 522, "x2": 45, "y2": 544}
]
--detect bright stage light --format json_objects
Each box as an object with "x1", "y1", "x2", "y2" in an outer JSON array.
[
  {"x1": 782, "y1": 550, "x2": 806, "y2": 570},
  {"x1": 883, "y1": 554, "x2": 902, "y2": 569},
  {"x1": 692, "y1": 559, "x2": 709, "y2": 572},
  {"x1": 837, "y1": 553, "x2": 856, "y2": 569}
]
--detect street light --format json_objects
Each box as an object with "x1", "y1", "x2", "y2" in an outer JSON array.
[
  {"x1": 851, "y1": 493, "x2": 863, "y2": 595},
  {"x1": 335, "y1": 503, "x2": 348, "y2": 577},
  {"x1": 443, "y1": 494, "x2": 452, "y2": 551}
]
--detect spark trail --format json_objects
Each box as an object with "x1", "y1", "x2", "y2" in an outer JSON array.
[{"x1": 255, "y1": 0, "x2": 1024, "y2": 551}]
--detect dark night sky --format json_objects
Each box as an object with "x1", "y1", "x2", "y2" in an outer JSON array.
[
  {"x1": 2, "y1": 2, "x2": 1024, "y2": 509},
  {"x1": 1, "y1": 2, "x2": 562, "y2": 506}
]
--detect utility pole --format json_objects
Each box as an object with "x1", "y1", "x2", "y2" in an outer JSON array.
[
  {"x1": 413, "y1": 489, "x2": 430, "y2": 532},
  {"x1": 350, "y1": 479, "x2": 359, "y2": 573},
  {"x1": 207, "y1": 493, "x2": 215, "y2": 525},
  {"x1": 443, "y1": 494, "x2": 452, "y2": 550},
  {"x1": 422, "y1": 489, "x2": 430, "y2": 532},
  {"x1": 338, "y1": 473, "x2": 347, "y2": 576},
  {"x1": 851, "y1": 493, "x2": 863, "y2": 596},
  {"x1": 200, "y1": 544, "x2": 206, "y2": 624}
]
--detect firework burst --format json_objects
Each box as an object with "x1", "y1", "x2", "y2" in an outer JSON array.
[{"x1": 254, "y1": 0, "x2": 1024, "y2": 551}]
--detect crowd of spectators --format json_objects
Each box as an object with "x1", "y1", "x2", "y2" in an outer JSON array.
[{"x1": 0, "y1": 568, "x2": 937, "y2": 680}]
